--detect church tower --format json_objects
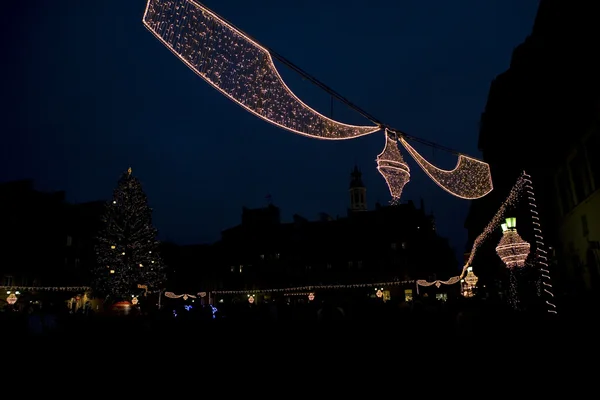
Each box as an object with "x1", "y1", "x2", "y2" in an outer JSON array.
[{"x1": 349, "y1": 165, "x2": 367, "y2": 212}]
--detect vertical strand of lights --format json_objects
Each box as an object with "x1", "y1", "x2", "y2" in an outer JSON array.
[
  {"x1": 508, "y1": 269, "x2": 520, "y2": 310},
  {"x1": 522, "y1": 172, "x2": 557, "y2": 314},
  {"x1": 142, "y1": 0, "x2": 380, "y2": 140},
  {"x1": 376, "y1": 129, "x2": 410, "y2": 204}
]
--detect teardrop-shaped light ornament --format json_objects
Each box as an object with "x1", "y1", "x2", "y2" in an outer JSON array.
[{"x1": 377, "y1": 129, "x2": 410, "y2": 204}]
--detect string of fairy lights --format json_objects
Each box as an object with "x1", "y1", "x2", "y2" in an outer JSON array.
[
  {"x1": 142, "y1": 0, "x2": 494, "y2": 202},
  {"x1": 466, "y1": 175, "x2": 527, "y2": 267},
  {"x1": 523, "y1": 172, "x2": 557, "y2": 314}
]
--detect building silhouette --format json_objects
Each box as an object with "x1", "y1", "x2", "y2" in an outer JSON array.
[
  {"x1": 0, "y1": 180, "x2": 104, "y2": 291},
  {"x1": 203, "y1": 168, "x2": 458, "y2": 299},
  {"x1": 465, "y1": 0, "x2": 600, "y2": 300}
]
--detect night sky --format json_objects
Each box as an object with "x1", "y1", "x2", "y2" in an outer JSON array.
[{"x1": 2, "y1": 0, "x2": 539, "y2": 258}]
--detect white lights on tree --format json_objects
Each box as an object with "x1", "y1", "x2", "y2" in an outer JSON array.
[
  {"x1": 377, "y1": 130, "x2": 410, "y2": 203},
  {"x1": 398, "y1": 137, "x2": 493, "y2": 200},
  {"x1": 143, "y1": 0, "x2": 380, "y2": 140},
  {"x1": 495, "y1": 217, "x2": 530, "y2": 269}
]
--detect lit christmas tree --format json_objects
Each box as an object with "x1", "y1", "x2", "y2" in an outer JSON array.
[{"x1": 93, "y1": 167, "x2": 166, "y2": 301}]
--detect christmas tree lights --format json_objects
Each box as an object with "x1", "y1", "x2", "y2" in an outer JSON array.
[
  {"x1": 398, "y1": 137, "x2": 493, "y2": 200},
  {"x1": 93, "y1": 168, "x2": 166, "y2": 300},
  {"x1": 377, "y1": 130, "x2": 410, "y2": 203},
  {"x1": 142, "y1": 0, "x2": 379, "y2": 140}
]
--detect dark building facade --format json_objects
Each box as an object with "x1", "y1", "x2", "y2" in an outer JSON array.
[
  {"x1": 212, "y1": 168, "x2": 457, "y2": 295},
  {"x1": 0, "y1": 180, "x2": 104, "y2": 290},
  {"x1": 465, "y1": 0, "x2": 600, "y2": 299}
]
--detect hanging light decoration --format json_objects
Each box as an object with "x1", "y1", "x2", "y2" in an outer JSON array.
[
  {"x1": 496, "y1": 217, "x2": 530, "y2": 268},
  {"x1": 377, "y1": 130, "x2": 410, "y2": 204},
  {"x1": 464, "y1": 266, "x2": 478, "y2": 287},
  {"x1": 6, "y1": 293, "x2": 17, "y2": 305}
]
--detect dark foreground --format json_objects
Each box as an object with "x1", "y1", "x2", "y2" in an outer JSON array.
[{"x1": 3, "y1": 296, "x2": 595, "y2": 343}]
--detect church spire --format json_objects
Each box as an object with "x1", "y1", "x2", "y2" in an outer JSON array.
[{"x1": 349, "y1": 165, "x2": 367, "y2": 212}]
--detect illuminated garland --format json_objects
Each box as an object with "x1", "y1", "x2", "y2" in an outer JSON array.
[
  {"x1": 523, "y1": 172, "x2": 557, "y2": 314},
  {"x1": 164, "y1": 292, "x2": 196, "y2": 300},
  {"x1": 416, "y1": 276, "x2": 461, "y2": 288},
  {"x1": 207, "y1": 279, "x2": 414, "y2": 295},
  {"x1": 377, "y1": 130, "x2": 410, "y2": 203},
  {"x1": 0, "y1": 286, "x2": 91, "y2": 292},
  {"x1": 464, "y1": 172, "x2": 557, "y2": 313},
  {"x1": 466, "y1": 175, "x2": 527, "y2": 266},
  {"x1": 398, "y1": 137, "x2": 493, "y2": 200},
  {"x1": 142, "y1": 0, "x2": 494, "y2": 201},
  {"x1": 142, "y1": 0, "x2": 379, "y2": 140}
]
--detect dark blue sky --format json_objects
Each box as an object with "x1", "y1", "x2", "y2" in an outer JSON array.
[{"x1": 2, "y1": 0, "x2": 538, "y2": 256}]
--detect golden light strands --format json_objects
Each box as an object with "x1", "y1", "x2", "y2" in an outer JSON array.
[
  {"x1": 164, "y1": 292, "x2": 196, "y2": 300},
  {"x1": 398, "y1": 137, "x2": 493, "y2": 200},
  {"x1": 142, "y1": 0, "x2": 380, "y2": 140},
  {"x1": 461, "y1": 266, "x2": 478, "y2": 298},
  {"x1": 523, "y1": 172, "x2": 557, "y2": 314},
  {"x1": 466, "y1": 175, "x2": 527, "y2": 266},
  {"x1": 464, "y1": 266, "x2": 478, "y2": 287},
  {"x1": 495, "y1": 218, "x2": 530, "y2": 269},
  {"x1": 208, "y1": 279, "x2": 414, "y2": 295},
  {"x1": 416, "y1": 276, "x2": 460, "y2": 288},
  {"x1": 377, "y1": 130, "x2": 410, "y2": 203}
]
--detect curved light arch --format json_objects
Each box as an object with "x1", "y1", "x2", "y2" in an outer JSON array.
[
  {"x1": 142, "y1": 0, "x2": 380, "y2": 140},
  {"x1": 399, "y1": 137, "x2": 493, "y2": 200}
]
